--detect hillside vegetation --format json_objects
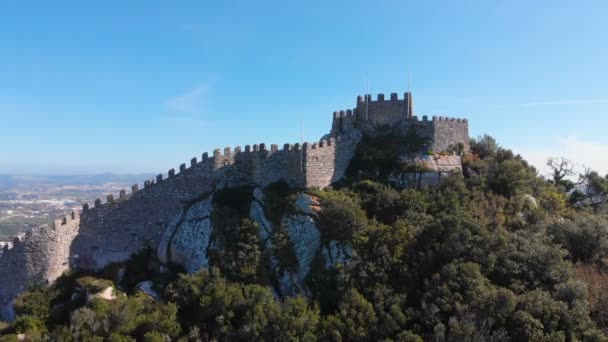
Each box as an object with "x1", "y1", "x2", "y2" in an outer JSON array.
[{"x1": 2, "y1": 135, "x2": 608, "y2": 341}]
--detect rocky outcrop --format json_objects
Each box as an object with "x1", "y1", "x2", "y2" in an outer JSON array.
[
  {"x1": 157, "y1": 197, "x2": 214, "y2": 273},
  {"x1": 390, "y1": 154, "x2": 463, "y2": 189},
  {"x1": 154, "y1": 187, "x2": 356, "y2": 297}
]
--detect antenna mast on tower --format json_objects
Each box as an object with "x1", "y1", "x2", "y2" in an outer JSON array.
[
  {"x1": 300, "y1": 119, "x2": 303, "y2": 173},
  {"x1": 365, "y1": 73, "x2": 369, "y2": 121},
  {"x1": 406, "y1": 71, "x2": 411, "y2": 118}
]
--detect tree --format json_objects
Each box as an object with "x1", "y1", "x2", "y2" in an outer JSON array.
[
  {"x1": 547, "y1": 157, "x2": 575, "y2": 186},
  {"x1": 470, "y1": 135, "x2": 498, "y2": 159},
  {"x1": 576, "y1": 169, "x2": 608, "y2": 208},
  {"x1": 319, "y1": 288, "x2": 378, "y2": 341}
]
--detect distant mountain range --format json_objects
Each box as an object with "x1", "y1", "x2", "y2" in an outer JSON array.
[{"x1": 0, "y1": 173, "x2": 155, "y2": 190}]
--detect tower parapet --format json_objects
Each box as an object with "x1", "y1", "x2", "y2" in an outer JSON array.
[{"x1": 331, "y1": 92, "x2": 469, "y2": 153}]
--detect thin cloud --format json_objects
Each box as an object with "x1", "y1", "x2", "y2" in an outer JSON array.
[
  {"x1": 521, "y1": 99, "x2": 608, "y2": 106},
  {"x1": 515, "y1": 136, "x2": 608, "y2": 178},
  {"x1": 166, "y1": 83, "x2": 212, "y2": 113}
]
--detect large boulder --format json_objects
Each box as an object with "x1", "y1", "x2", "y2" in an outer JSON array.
[{"x1": 157, "y1": 197, "x2": 214, "y2": 273}]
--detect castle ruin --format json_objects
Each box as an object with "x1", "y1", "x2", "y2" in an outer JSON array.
[{"x1": 0, "y1": 91, "x2": 469, "y2": 320}]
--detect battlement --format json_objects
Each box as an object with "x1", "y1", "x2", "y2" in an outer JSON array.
[
  {"x1": 356, "y1": 92, "x2": 412, "y2": 103},
  {"x1": 80, "y1": 139, "x2": 312, "y2": 215},
  {"x1": 0, "y1": 89, "x2": 472, "y2": 320},
  {"x1": 331, "y1": 92, "x2": 469, "y2": 153}
]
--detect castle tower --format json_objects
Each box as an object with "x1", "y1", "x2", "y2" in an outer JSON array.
[{"x1": 405, "y1": 91, "x2": 414, "y2": 119}]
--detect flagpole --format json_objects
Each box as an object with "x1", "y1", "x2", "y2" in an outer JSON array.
[
  {"x1": 300, "y1": 119, "x2": 303, "y2": 173},
  {"x1": 407, "y1": 71, "x2": 411, "y2": 118},
  {"x1": 366, "y1": 73, "x2": 369, "y2": 121}
]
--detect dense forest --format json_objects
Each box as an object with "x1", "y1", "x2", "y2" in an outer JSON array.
[{"x1": 2, "y1": 134, "x2": 608, "y2": 341}]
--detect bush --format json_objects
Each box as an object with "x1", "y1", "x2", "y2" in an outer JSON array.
[{"x1": 315, "y1": 189, "x2": 368, "y2": 241}]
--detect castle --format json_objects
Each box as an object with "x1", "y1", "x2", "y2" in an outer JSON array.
[{"x1": 0, "y1": 91, "x2": 469, "y2": 320}]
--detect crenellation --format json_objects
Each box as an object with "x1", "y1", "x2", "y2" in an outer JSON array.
[{"x1": 0, "y1": 90, "x2": 471, "y2": 321}]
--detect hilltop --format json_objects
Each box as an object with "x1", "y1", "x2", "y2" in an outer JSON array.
[{"x1": 1, "y1": 92, "x2": 608, "y2": 340}]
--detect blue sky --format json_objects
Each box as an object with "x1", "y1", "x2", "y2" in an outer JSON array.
[{"x1": 1, "y1": 1, "x2": 607, "y2": 176}]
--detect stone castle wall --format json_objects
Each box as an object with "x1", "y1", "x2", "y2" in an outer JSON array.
[
  {"x1": 0, "y1": 213, "x2": 80, "y2": 321},
  {"x1": 71, "y1": 136, "x2": 360, "y2": 271},
  {"x1": 0, "y1": 90, "x2": 466, "y2": 321},
  {"x1": 331, "y1": 93, "x2": 469, "y2": 153}
]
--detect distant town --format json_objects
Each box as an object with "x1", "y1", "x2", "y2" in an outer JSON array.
[{"x1": 0, "y1": 174, "x2": 152, "y2": 246}]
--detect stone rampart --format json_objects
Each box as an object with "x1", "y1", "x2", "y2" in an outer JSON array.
[
  {"x1": 0, "y1": 90, "x2": 469, "y2": 321},
  {"x1": 0, "y1": 212, "x2": 80, "y2": 321},
  {"x1": 330, "y1": 93, "x2": 469, "y2": 153},
  {"x1": 71, "y1": 136, "x2": 358, "y2": 271},
  {"x1": 431, "y1": 116, "x2": 470, "y2": 152}
]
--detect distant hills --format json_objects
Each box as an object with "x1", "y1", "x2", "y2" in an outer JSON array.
[{"x1": 0, "y1": 173, "x2": 155, "y2": 190}]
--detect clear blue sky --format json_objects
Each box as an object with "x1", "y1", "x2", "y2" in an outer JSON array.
[{"x1": 1, "y1": 1, "x2": 607, "y2": 176}]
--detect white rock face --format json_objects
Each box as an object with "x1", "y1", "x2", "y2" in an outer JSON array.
[
  {"x1": 523, "y1": 194, "x2": 538, "y2": 209},
  {"x1": 283, "y1": 214, "x2": 321, "y2": 289},
  {"x1": 411, "y1": 154, "x2": 463, "y2": 173},
  {"x1": 136, "y1": 280, "x2": 160, "y2": 300},
  {"x1": 157, "y1": 197, "x2": 214, "y2": 273},
  {"x1": 390, "y1": 154, "x2": 463, "y2": 188},
  {"x1": 87, "y1": 286, "x2": 117, "y2": 302},
  {"x1": 157, "y1": 213, "x2": 185, "y2": 264},
  {"x1": 250, "y1": 189, "x2": 272, "y2": 245},
  {"x1": 249, "y1": 190, "x2": 323, "y2": 297},
  {"x1": 159, "y1": 190, "x2": 328, "y2": 299}
]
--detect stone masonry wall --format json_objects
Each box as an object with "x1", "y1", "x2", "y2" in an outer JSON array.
[
  {"x1": 0, "y1": 91, "x2": 469, "y2": 322},
  {"x1": 431, "y1": 116, "x2": 470, "y2": 152},
  {"x1": 71, "y1": 138, "x2": 351, "y2": 271},
  {"x1": 331, "y1": 93, "x2": 469, "y2": 153},
  {"x1": 0, "y1": 213, "x2": 80, "y2": 321}
]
